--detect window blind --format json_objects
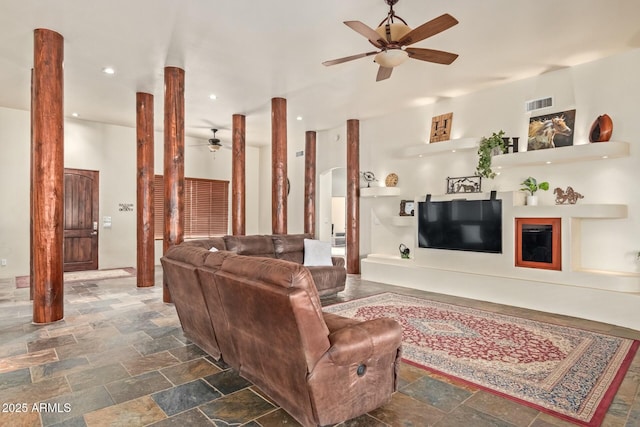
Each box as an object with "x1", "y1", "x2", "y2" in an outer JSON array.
[{"x1": 154, "y1": 175, "x2": 229, "y2": 239}]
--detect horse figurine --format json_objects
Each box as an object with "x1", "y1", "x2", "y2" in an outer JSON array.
[
  {"x1": 554, "y1": 186, "x2": 584, "y2": 204},
  {"x1": 528, "y1": 116, "x2": 572, "y2": 150}
]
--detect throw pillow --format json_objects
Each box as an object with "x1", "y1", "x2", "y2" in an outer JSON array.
[{"x1": 303, "y1": 239, "x2": 333, "y2": 266}]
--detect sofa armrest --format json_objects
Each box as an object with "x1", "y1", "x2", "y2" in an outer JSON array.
[
  {"x1": 326, "y1": 317, "x2": 401, "y2": 366},
  {"x1": 331, "y1": 256, "x2": 345, "y2": 268}
]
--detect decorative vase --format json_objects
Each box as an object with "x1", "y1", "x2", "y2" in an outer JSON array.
[
  {"x1": 526, "y1": 195, "x2": 538, "y2": 206},
  {"x1": 589, "y1": 114, "x2": 613, "y2": 142}
]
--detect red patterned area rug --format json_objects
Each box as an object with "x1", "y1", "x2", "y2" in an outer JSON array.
[{"x1": 324, "y1": 293, "x2": 638, "y2": 426}]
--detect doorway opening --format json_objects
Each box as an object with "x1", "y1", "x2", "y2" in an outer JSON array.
[{"x1": 319, "y1": 167, "x2": 346, "y2": 258}]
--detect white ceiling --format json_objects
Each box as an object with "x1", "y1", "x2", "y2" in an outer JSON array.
[{"x1": 1, "y1": 0, "x2": 639, "y2": 146}]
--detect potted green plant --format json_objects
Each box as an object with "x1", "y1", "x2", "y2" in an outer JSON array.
[
  {"x1": 520, "y1": 176, "x2": 549, "y2": 205},
  {"x1": 476, "y1": 130, "x2": 506, "y2": 179}
]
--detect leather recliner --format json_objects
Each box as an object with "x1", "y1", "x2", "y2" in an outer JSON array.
[{"x1": 161, "y1": 246, "x2": 402, "y2": 426}]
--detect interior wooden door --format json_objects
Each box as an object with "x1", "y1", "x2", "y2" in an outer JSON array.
[{"x1": 64, "y1": 168, "x2": 99, "y2": 272}]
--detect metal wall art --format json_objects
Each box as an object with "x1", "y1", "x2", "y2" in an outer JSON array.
[
  {"x1": 554, "y1": 186, "x2": 584, "y2": 204},
  {"x1": 446, "y1": 175, "x2": 482, "y2": 194}
]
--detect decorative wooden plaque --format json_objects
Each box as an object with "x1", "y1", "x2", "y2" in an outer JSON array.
[{"x1": 430, "y1": 112, "x2": 453, "y2": 143}]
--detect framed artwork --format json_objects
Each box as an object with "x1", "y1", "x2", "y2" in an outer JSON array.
[
  {"x1": 429, "y1": 112, "x2": 453, "y2": 143},
  {"x1": 399, "y1": 200, "x2": 415, "y2": 216},
  {"x1": 528, "y1": 109, "x2": 575, "y2": 150},
  {"x1": 446, "y1": 175, "x2": 482, "y2": 194}
]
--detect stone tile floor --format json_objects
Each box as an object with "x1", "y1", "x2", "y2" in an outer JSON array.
[{"x1": 0, "y1": 271, "x2": 639, "y2": 426}]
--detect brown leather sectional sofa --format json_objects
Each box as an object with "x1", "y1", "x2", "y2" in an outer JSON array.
[
  {"x1": 180, "y1": 233, "x2": 346, "y2": 296},
  {"x1": 161, "y1": 239, "x2": 403, "y2": 426}
]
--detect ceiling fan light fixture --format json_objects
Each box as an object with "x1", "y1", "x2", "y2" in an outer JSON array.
[
  {"x1": 375, "y1": 22, "x2": 411, "y2": 42},
  {"x1": 374, "y1": 50, "x2": 409, "y2": 68},
  {"x1": 208, "y1": 144, "x2": 220, "y2": 152}
]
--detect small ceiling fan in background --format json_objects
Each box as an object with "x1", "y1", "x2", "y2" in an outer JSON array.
[
  {"x1": 323, "y1": 0, "x2": 459, "y2": 81},
  {"x1": 189, "y1": 128, "x2": 229, "y2": 153}
]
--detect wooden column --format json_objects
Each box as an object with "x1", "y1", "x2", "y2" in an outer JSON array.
[
  {"x1": 163, "y1": 67, "x2": 185, "y2": 303},
  {"x1": 271, "y1": 97, "x2": 287, "y2": 234},
  {"x1": 346, "y1": 119, "x2": 360, "y2": 274},
  {"x1": 232, "y1": 114, "x2": 246, "y2": 235},
  {"x1": 29, "y1": 68, "x2": 34, "y2": 301},
  {"x1": 304, "y1": 131, "x2": 316, "y2": 236},
  {"x1": 136, "y1": 92, "x2": 155, "y2": 287},
  {"x1": 32, "y1": 29, "x2": 64, "y2": 323}
]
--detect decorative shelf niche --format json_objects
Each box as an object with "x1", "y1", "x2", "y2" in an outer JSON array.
[
  {"x1": 398, "y1": 137, "x2": 480, "y2": 158},
  {"x1": 360, "y1": 186, "x2": 402, "y2": 198},
  {"x1": 391, "y1": 216, "x2": 415, "y2": 227},
  {"x1": 491, "y1": 141, "x2": 629, "y2": 169}
]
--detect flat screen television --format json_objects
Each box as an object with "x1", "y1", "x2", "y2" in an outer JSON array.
[{"x1": 418, "y1": 199, "x2": 502, "y2": 253}]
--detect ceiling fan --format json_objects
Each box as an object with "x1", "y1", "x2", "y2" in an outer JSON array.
[
  {"x1": 188, "y1": 128, "x2": 228, "y2": 152},
  {"x1": 322, "y1": 0, "x2": 459, "y2": 81},
  {"x1": 207, "y1": 128, "x2": 224, "y2": 152}
]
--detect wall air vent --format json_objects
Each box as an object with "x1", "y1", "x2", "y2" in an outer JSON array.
[{"x1": 525, "y1": 97, "x2": 553, "y2": 112}]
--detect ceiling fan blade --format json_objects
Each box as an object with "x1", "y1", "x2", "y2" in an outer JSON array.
[
  {"x1": 344, "y1": 21, "x2": 387, "y2": 48},
  {"x1": 322, "y1": 51, "x2": 378, "y2": 66},
  {"x1": 398, "y1": 13, "x2": 459, "y2": 46},
  {"x1": 376, "y1": 66, "x2": 393, "y2": 81},
  {"x1": 406, "y1": 47, "x2": 459, "y2": 65}
]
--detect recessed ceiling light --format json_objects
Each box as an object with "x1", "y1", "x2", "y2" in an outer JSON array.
[
  {"x1": 602, "y1": 155, "x2": 609, "y2": 159},
  {"x1": 71, "y1": 112, "x2": 79, "y2": 117},
  {"x1": 451, "y1": 149, "x2": 456, "y2": 153},
  {"x1": 209, "y1": 94, "x2": 217, "y2": 100},
  {"x1": 102, "y1": 67, "x2": 115, "y2": 75},
  {"x1": 296, "y1": 116, "x2": 303, "y2": 121},
  {"x1": 545, "y1": 161, "x2": 552, "y2": 164}
]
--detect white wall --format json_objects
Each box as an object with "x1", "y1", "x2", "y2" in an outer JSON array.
[
  {"x1": 3, "y1": 49, "x2": 638, "y2": 287},
  {"x1": 317, "y1": 48, "x2": 640, "y2": 279},
  {"x1": 0, "y1": 107, "x2": 30, "y2": 279},
  {"x1": 0, "y1": 110, "x2": 262, "y2": 279}
]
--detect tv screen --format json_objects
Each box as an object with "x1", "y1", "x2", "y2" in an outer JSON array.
[{"x1": 418, "y1": 199, "x2": 502, "y2": 253}]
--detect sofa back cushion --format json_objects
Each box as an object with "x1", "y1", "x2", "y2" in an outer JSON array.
[
  {"x1": 181, "y1": 237, "x2": 227, "y2": 251},
  {"x1": 214, "y1": 255, "x2": 330, "y2": 422},
  {"x1": 216, "y1": 256, "x2": 329, "y2": 362},
  {"x1": 161, "y1": 245, "x2": 221, "y2": 359},
  {"x1": 272, "y1": 233, "x2": 312, "y2": 264},
  {"x1": 223, "y1": 235, "x2": 275, "y2": 257},
  {"x1": 197, "y1": 251, "x2": 241, "y2": 366}
]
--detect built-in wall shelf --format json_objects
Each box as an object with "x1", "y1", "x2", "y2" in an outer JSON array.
[
  {"x1": 398, "y1": 137, "x2": 480, "y2": 158},
  {"x1": 391, "y1": 216, "x2": 415, "y2": 227},
  {"x1": 360, "y1": 186, "x2": 402, "y2": 198},
  {"x1": 512, "y1": 203, "x2": 628, "y2": 219},
  {"x1": 492, "y1": 141, "x2": 629, "y2": 169}
]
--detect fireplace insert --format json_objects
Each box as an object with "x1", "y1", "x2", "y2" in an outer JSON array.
[{"x1": 515, "y1": 217, "x2": 561, "y2": 270}]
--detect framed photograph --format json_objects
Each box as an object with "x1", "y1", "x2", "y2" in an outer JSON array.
[
  {"x1": 399, "y1": 200, "x2": 415, "y2": 216},
  {"x1": 429, "y1": 112, "x2": 453, "y2": 143},
  {"x1": 446, "y1": 176, "x2": 482, "y2": 194},
  {"x1": 528, "y1": 109, "x2": 576, "y2": 151}
]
